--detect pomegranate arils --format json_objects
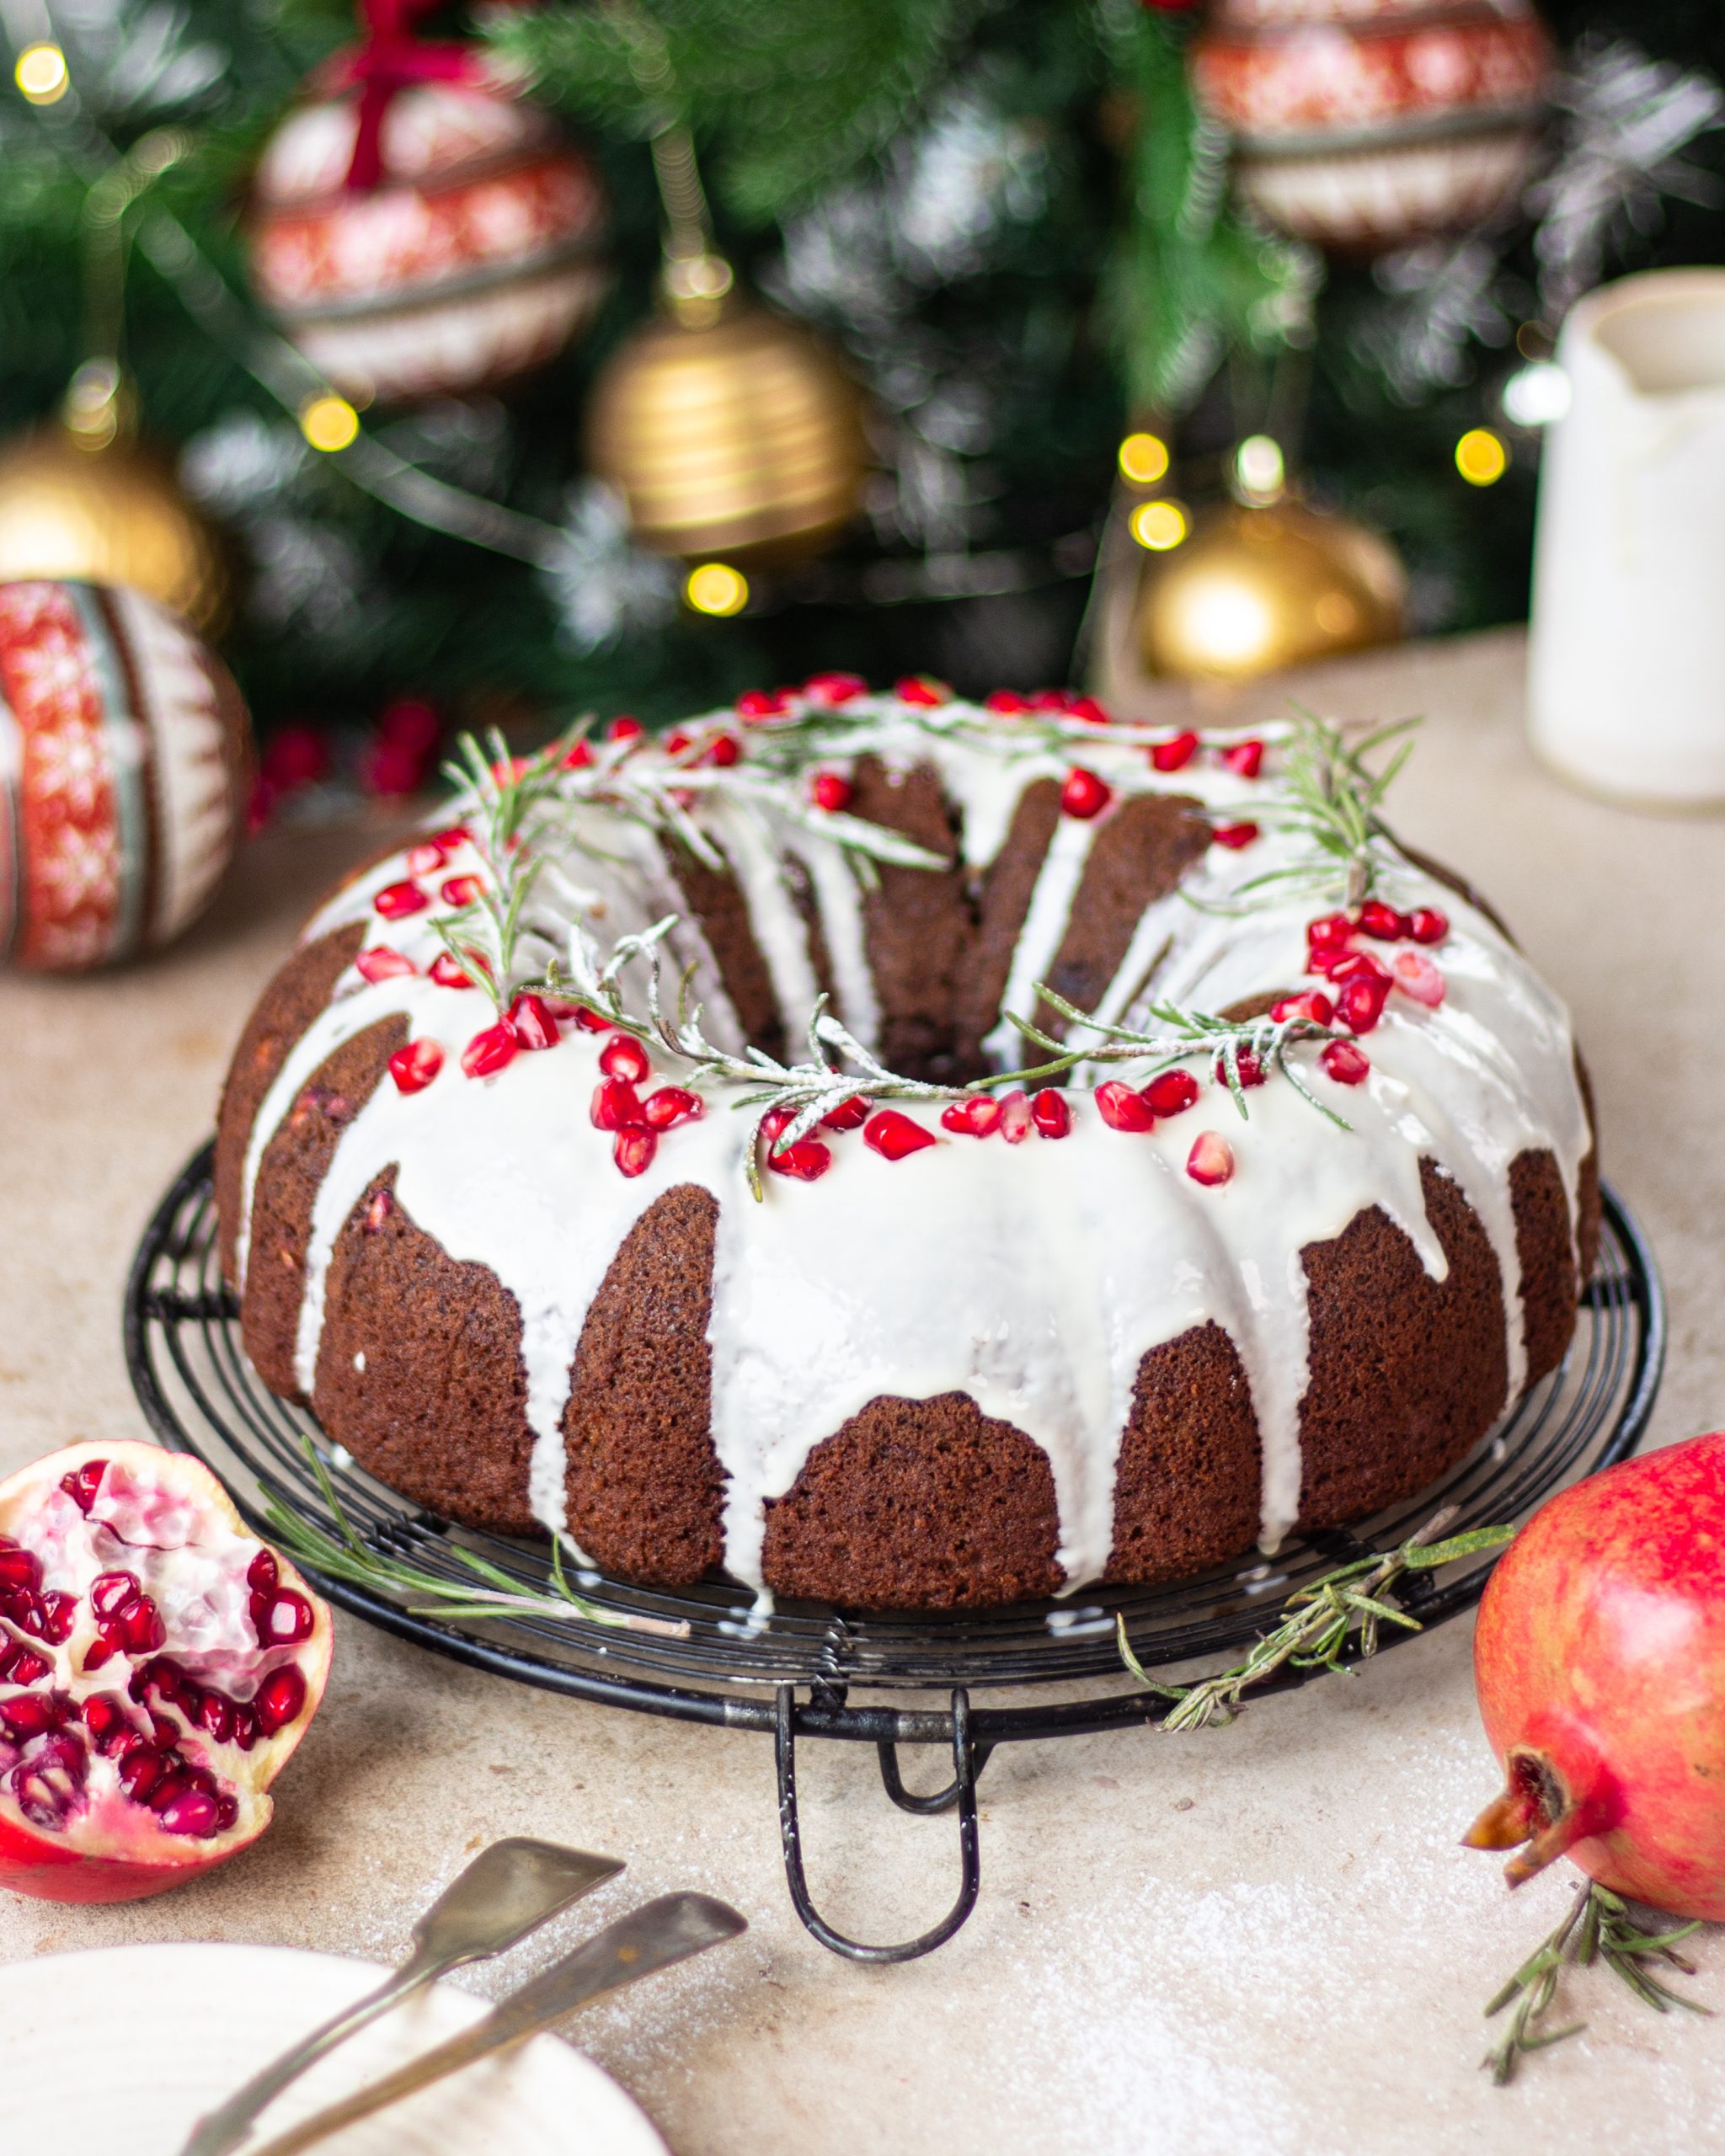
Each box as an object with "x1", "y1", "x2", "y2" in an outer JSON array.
[
  {"x1": 608, "y1": 714, "x2": 644, "y2": 744},
  {"x1": 1, "y1": 1691, "x2": 73, "y2": 1740},
  {"x1": 259, "y1": 1593, "x2": 316, "y2": 1646},
  {"x1": 1391, "y1": 950, "x2": 1446, "y2": 1007},
  {"x1": 1096, "y1": 1081, "x2": 1155, "y2": 1133},
  {"x1": 599, "y1": 1033, "x2": 650, "y2": 1085},
  {"x1": 93, "y1": 1566, "x2": 144, "y2": 1616},
  {"x1": 1221, "y1": 738, "x2": 1264, "y2": 778},
  {"x1": 1031, "y1": 1090, "x2": 1072, "y2": 1139},
  {"x1": 1357, "y1": 898, "x2": 1407, "y2": 941},
  {"x1": 388, "y1": 1038, "x2": 443, "y2": 1095},
  {"x1": 1306, "y1": 912, "x2": 1354, "y2": 953},
  {"x1": 1211, "y1": 821, "x2": 1259, "y2": 850},
  {"x1": 509, "y1": 994, "x2": 560, "y2": 1051},
  {"x1": 984, "y1": 689, "x2": 1028, "y2": 714},
  {"x1": 1218, "y1": 1049, "x2": 1267, "y2": 1090},
  {"x1": 820, "y1": 1095, "x2": 870, "y2": 1132},
  {"x1": 1407, "y1": 905, "x2": 1450, "y2": 945},
  {"x1": 704, "y1": 731, "x2": 741, "y2": 766},
  {"x1": 895, "y1": 675, "x2": 947, "y2": 706},
  {"x1": 6, "y1": 1648, "x2": 51, "y2": 1688},
  {"x1": 1186, "y1": 1132, "x2": 1235, "y2": 1187},
  {"x1": 642, "y1": 1086, "x2": 702, "y2": 1130},
  {"x1": 253, "y1": 1664, "x2": 307, "y2": 1737},
  {"x1": 439, "y1": 873, "x2": 483, "y2": 908},
  {"x1": 158, "y1": 1787, "x2": 221, "y2": 1838},
  {"x1": 406, "y1": 841, "x2": 446, "y2": 876},
  {"x1": 804, "y1": 670, "x2": 866, "y2": 706},
  {"x1": 612, "y1": 1128, "x2": 658, "y2": 1178},
  {"x1": 1060, "y1": 767, "x2": 1111, "y2": 819},
  {"x1": 461, "y1": 1021, "x2": 518, "y2": 1080},
  {"x1": 1320, "y1": 1039, "x2": 1371, "y2": 1086},
  {"x1": 590, "y1": 1078, "x2": 643, "y2": 1132},
  {"x1": 373, "y1": 880, "x2": 429, "y2": 921},
  {"x1": 767, "y1": 1138, "x2": 831, "y2": 1182},
  {"x1": 998, "y1": 1090, "x2": 1033, "y2": 1145},
  {"x1": 1151, "y1": 730, "x2": 1199, "y2": 772},
  {"x1": 59, "y1": 1462, "x2": 106, "y2": 1513},
  {"x1": 1144, "y1": 1069, "x2": 1199, "y2": 1118},
  {"x1": 1336, "y1": 973, "x2": 1390, "y2": 1033},
  {"x1": 0, "y1": 1547, "x2": 40, "y2": 1592},
  {"x1": 736, "y1": 688, "x2": 788, "y2": 721},
  {"x1": 429, "y1": 951, "x2": 477, "y2": 989},
  {"x1": 810, "y1": 770, "x2": 853, "y2": 813},
  {"x1": 115, "y1": 1596, "x2": 165, "y2": 1654},
  {"x1": 248, "y1": 1550, "x2": 279, "y2": 1596},
  {"x1": 1272, "y1": 990, "x2": 1333, "y2": 1027},
  {"x1": 355, "y1": 946, "x2": 416, "y2": 985},
  {"x1": 940, "y1": 1096, "x2": 1002, "y2": 1137},
  {"x1": 863, "y1": 1109, "x2": 937, "y2": 1161}
]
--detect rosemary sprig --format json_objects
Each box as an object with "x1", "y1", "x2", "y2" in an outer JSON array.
[
  {"x1": 433, "y1": 727, "x2": 572, "y2": 1009},
  {"x1": 264, "y1": 1437, "x2": 690, "y2": 1640},
  {"x1": 998, "y1": 985, "x2": 1354, "y2": 1128},
  {"x1": 1115, "y1": 1511, "x2": 1515, "y2": 1731},
  {"x1": 1483, "y1": 1881, "x2": 1711, "y2": 2084}
]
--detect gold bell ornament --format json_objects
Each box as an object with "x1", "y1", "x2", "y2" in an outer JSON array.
[
  {"x1": 0, "y1": 363, "x2": 228, "y2": 632},
  {"x1": 583, "y1": 117, "x2": 866, "y2": 565}
]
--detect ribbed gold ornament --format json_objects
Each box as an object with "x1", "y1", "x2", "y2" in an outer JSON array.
[
  {"x1": 1138, "y1": 500, "x2": 1404, "y2": 683},
  {"x1": 585, "y1": 292, "x2": 868, "y2": 564},
  {"x1": 0, "y1": 422, "x2": 227, "y2": 630}
]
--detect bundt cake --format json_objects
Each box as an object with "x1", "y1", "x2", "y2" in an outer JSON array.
[{"x1": 215, "y1": 679, "x2": 1597, "y2": 1610}]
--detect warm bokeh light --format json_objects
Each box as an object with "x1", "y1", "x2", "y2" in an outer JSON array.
[
  {"x1": 299, "y1": 394, "x2": 360, "y2": 453},
  {"x1": 1130, "y1": 499, "x2": 1188, "y2": 552},
  {"x1": 685, "y1": 561, "x2": 750, "y2": 616},
  {"x1": 1117, "y1": 431, "x2": 1170, "y2": 485},
  {"x1": 14, "y1": 42, "x2": 69, "y2": 104},
  {"x1": 1235, "y1": 434, "x2": 1284, "y2": 504},
  {"x1": 1455, "y1": 428, "x2": 1508, "y2": 486},
  {"x1": 1176, "y1": 579, "x2": 1276, "y2": 672}
]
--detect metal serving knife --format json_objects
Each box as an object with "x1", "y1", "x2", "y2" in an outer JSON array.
[{"x1": 180, "y1": 1836, "x2": 623, "y2": 2156}]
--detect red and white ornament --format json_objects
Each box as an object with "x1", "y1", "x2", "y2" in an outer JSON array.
[
  {"x1": 1192, "y1": 0, "x2": 1553, "y2": 254},
  {"x1": 0, "y1": 579, "x2": 251, "y2": 973},
  {"x1": 249, "y1": 67, "x2": 610, "y2": 403}
]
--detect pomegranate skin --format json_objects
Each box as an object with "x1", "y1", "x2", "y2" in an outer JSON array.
[{"x1": 1471, "y1": 1430, "x2": 1725, "y2": 1919}]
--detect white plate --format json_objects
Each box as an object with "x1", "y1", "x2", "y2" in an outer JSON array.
[{"x1": 0, "y1": 1940, "x2": 669, "y2": 2156}]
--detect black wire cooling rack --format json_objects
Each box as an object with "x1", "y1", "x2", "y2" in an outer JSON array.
[{"x1": 126, "y1": 1144, "x2": 1664, "y2": 1961}]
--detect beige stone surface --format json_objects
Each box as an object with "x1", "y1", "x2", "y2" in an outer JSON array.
[{"x1": 3, "y1": 627, "x2": 1724, "y2": 2154}]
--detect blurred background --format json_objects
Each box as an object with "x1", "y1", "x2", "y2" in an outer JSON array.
[{"x1": 0, "y1": 0, "x2": 1721, "y2": 826}]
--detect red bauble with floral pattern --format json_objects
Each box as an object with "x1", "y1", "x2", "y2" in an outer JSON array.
[{"x1": 0, "y1": 580, "x2": 251, "y2": 971}]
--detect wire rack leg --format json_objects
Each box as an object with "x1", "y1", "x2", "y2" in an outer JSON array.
[{"x1": 775, "y1": 1684, "x2": 982, "y2": 1962}]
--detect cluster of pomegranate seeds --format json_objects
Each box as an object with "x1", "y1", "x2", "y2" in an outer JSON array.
[
  {"x1": 1302, "y1": 900, "x2": 1451, "y2": 1032},
  {"x1": 809, "y1": 770, "x2": 854, "y2": 813},
  {"x1": 1092, "y1": 1065, "x2": 1208, "y2": 1135},
  {"x1": 941, "y1": 1096, "x2": 1003, "y2": 1137},
  {"x1": 585, "y1": 1030, "x2": 705, "y2": 1176},
  {"x1": 760, "y1": 1106, "x2": 834, "y2": 1182},
  {"x1": 1060, "y1": 767, "x2": 1112, "y2": 819}
]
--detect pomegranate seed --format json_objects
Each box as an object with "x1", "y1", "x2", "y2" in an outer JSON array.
[
  {"x1": 563, "y1": 739, "x2": 594, "y2": 770},
  {"x1": 1213, "y1": 1048, "x2": 1268, "y2": 1090},
  {"x1": 1095, "y1": 1081, "x2": 1155, "y2": 1133},
  {"x1": 1321, "y1": 1039, "x2": 1371, "y2": 1086},
  {"x1": 1030, "y1": 1090, "x2": 1072, "y2": 1139},
  {"x1": 1186, "y1": 1132, "x2": 1235, "y2": 1187},
  {"x1": 608, "y1": 715, "x2": 644, "y2": 744},
  {"x1": 895, "y1": 675, "x2": 947, "y2": 706},
  {"x1": 388, "y1": 1038, "x2": 444, "y2": 1094},
  {"x1": 81, "y1": 1636, "x2": 112, "y2": 1673},
  {"x1": 1272, "y1": 991, "x2": 1334, "y2": 1026},
  {"x1": 612, "y1": 1128, "x2": 658, "y2": 1178},
  {"x1": 406, "y1": 841, "x2": 446, "y2": 877},
  {"x1": 569, "y1": 1006, "x2": 610, "y2": 1033},
  {"x1": 1327, "y1": 949, "x2": 1391, "y2": 985},
  {"x1": 1065, "y1": 695, "x2": 1111, "y2": 725},
  {"x1": 1144, "y1": 1069, "x2": 1199, "y2": 1117},
  {"x1": 810, "y1": 771, "x2": 853, "y2": 813},
  {"x1": 373, "y1": 880, "x2": 428, "y2": 920},
  {"x1": 147, "y1": 1773, "x2": 190, "y2": 1815},
  {"x1": 737, "y1": 688, "x2": 788, "y2": 720},
  {"x1": 2, "y1": 1692, "x2": 63, "y2": 1738},
  {"x1": 364, "y1": 1187, "x2": 394, "y2": 1233},
  {"x1": 1391, "y1": 950, "x2": 1446, "y2": 1007},
  {"x1": 260, "y1": 1592, "x2": 316, "y2": 1645},
  {"x1": 599, "y1": 1033, "x2": 650, "y2": 1085},
  {"x1": 664, "y1": 730, "x2": 692, "y2": 755},
  {"x1": 121, "y1": 1749, "x2": 163, "y2": 1800},
  {"x1": 158, "y1": 1787, "x2": 222, "y2": 1838},
  {"x1": 59, "y1": 1461, "x2": 105, "y2": 1513},
  {"x1": 461, "y1": 1022, "x2": 518, "y2": 1079},
  {"x1": 1221, "y1": 738, "x2": 1264, "y2": 778},
  {"x1": 429, "y1": 952, "x2": 478, "y2": 989},
  {"x1": 355, "y1": 947, "x2": 416, "y2": 985},
  {"x1": 82, "y1": 1696, "x2": 123, "y2": 1743},
  {"x1": 8, "y1": 1648, "x2": 50, "y2": 1687},
  {"x1": 1151, "y1": 730, "x2": 1199, "y2": 772},
  {"x1": 0, "y1": 1548, "x2": 40, "y2": 1591},
  {"x1": 1213, "y1": 820, "x2": 1260, "y2": 851},
  {"x1": 1358, "y1": 898, "x2": 1407, "y2": 940},
  {"x1": 90, "y1": 1572, "x2": 139, "y2": 1620},
  {"x1": 1060, "y1": 766, "x2": 1111, "y2": 819},
  {"x1": 248, "y1": 1550, "x2": 279, "y2": 1596},
  {"x1": 1407, "y1": 905, "x2": 1450, "y2": 945},
  {"x1": 200, "y1": 1692, "x2": 233, "y2": 1744},
  {"x1": 116, "y1": 1596, "x2": 165, "y2": 1654},
  {"x1": 820, "y1": 1096, "x2": 870, "y2": 1132},
  {"x1": 1306, "y1": 912, "x2": 1354, "y2": 952},
  {"x1": 863, "y1": 1109, "x2": 937, "y2": 1161},
  {"x1": 440, "y1": 873, "x2": 483, "y2": 908},
  {"x1": 998, "y1": 1090, "x2": 1033, "y2": 1145},
  {"x1": 509, "y1": 994, "x2": 559, "y2": 1051},
  {"x1": 767, "y1": 1138, "x2": 832, "y2": 1182},
  {"x1": 429, "y1": 825, "x2": 468, "y2": 854},
  {"x1": 984, "y1": 689, "x2": 1029, "y2": 713},
  {"x1": 1336, "y1": 974, "x2": 1390, "y2": 1034},
  {"x1": 704, "y1": 732, "x2": 741, "y2": 766},
  {"x1": 254, "y1": 1664, "x2": 307, "y2": 1735},
  {"x1": 940, "y1": 1096, "x2": 1003, "y2": 1137},
  {"x1": 231, "y1": 1707, "x2": 259, "y2": 1753},
  {"x1": 1028, "y1": 691, "x2": 1072, "y2": 712},
  {"x1": 590, "y1": 1079, "x2": 644, "y2": 1132},
  {"x1": 804, "y1": 671, "x2": 866, "y2": 706},
  {"x1": 643, "y1": 1086, "x2": 703, "y2": 1130}
]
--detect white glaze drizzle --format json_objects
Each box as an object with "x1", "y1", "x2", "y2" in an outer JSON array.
[{"x1": 235, "y1": 696, "x2": 1592, "y2": 1588}]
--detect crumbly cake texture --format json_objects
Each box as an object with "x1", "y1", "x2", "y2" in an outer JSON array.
[{"x1": 215, "y1": 684, "x2": 1597, "y2": 1611}]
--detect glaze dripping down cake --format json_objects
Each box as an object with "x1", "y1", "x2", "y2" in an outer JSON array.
[{"x1": 215, "y1": 681, "x2": 1597, "y2": 1610}]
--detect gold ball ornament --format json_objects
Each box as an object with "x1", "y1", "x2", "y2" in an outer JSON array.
[
  {"x1": 1138, "y1": 501, "x2": 1406, "y2": 684},
  {"x1": 585, "y1": 272, "x2": 868, "y2": 565}
]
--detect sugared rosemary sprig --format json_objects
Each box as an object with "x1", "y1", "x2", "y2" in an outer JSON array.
[
  {"x1": 1115, "y1": 1511, "x2": 1514, "y2": 1731},
  {"x1": 1000, "y1": 985, "x2": 1354, "y2": 1128},
  {"x1": 264, "y1": 1437, "x2": 690, "y2": 1641},
  {"x1": 1482, "y1": 1881, "x2": 1711, "y2": 2085}
]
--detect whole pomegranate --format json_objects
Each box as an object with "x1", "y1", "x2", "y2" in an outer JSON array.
[
  {"x1": 1467, "y1": 1429, "x2": 1725, "y2": 1919},
  {"x1": 0, "y1": 1441, "x2": 332, "y2": 1903}
]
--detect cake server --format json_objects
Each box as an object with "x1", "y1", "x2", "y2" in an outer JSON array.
[
  {"x1": 238, "y1": 1892, "x2": 748, "y2": 2156},
  {"x1": 180, "y1": 1836, "x2": 623, "y2": 2156}
]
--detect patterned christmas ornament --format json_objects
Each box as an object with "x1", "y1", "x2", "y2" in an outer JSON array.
[
  {"x1": 1193, "y1": 0, "x2": 1553, "y2": 253},
  {"x1": 0, "y1": 580, "x2": 252, "y2": 971},
  {"x1": 1137, "y1": 500, "x2": 1406, "y2": 681},
  {"x1": 249, "y1": 29, "x2": 610, "y2": 405}
]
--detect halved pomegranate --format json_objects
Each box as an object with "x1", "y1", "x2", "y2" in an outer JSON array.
[{"x1": 0, "y1": 1443, "x2": 332, "y2": 1903}]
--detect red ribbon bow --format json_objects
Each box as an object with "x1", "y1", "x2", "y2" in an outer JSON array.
[{"x1": 326, "y1": 0, "x2": 493, "y2": 192}]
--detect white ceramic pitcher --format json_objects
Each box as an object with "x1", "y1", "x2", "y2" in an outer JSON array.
[{"x1": 1528, "y1": 267, "x2": 1725, "y2": 808}]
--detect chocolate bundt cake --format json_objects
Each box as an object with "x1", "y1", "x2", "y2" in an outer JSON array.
[{"x1": 216, "y1": 681, "x2": 1597, "y2": 1610}]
